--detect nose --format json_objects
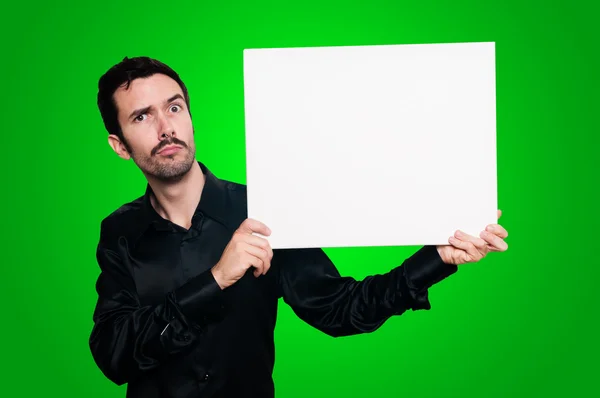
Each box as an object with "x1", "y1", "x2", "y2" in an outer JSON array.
[
  {"x1": 157, "y1": 112, "x2": 176, "y2": 141},
  {"x1": 160, "y1": 131, "x2": 173, "y2": 140}
]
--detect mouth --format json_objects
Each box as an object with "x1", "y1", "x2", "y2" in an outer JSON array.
[{"x1": 157, "y1": 145, "x2": 182, "y2": 156}]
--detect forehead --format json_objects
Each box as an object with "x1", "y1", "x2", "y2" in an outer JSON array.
[{"x1": 113, "y1": 73, "x2": 183, "y2": 114}]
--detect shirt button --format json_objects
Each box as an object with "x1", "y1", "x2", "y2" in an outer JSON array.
[{"x1": 203, "y1": 373, "x2": 210, "y2": 382}]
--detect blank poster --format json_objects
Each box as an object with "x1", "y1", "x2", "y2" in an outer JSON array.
[{"x1": 242, "y1": 42, "x2": 497, "y2": 249}]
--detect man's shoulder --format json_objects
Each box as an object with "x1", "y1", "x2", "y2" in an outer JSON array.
[
  {"x1": 222, "y1": 178, "x2": 247, "y2": 195},
  {"x1": 212, "y1": 173, "x2": 248, "y2": 204},
  {"x1": 98, "y1": 195, "x2": 147, "y2": 243},
  {"x1": 217, "y1": 177, "x2": 248, "y2": 224}
]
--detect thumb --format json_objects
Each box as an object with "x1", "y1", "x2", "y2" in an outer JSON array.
[{"x1": 237, "y1": 218, "x2": 271, "y2": 236}]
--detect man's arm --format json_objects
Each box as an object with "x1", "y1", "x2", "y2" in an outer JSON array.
[
  {"x1": 89, "y1": 224, "x2": 226, "y2": 386},
  {"x1": 276, "y1": 245, "x2": 457, "y2": 337}
]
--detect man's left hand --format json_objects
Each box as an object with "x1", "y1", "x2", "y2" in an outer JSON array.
[{"x1": 436, "y1": 210, "x2": 509, "y2": 265}]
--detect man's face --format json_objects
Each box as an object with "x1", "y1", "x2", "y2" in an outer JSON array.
[{"x1": 111, "y1": 73, "x2": 196, "y2": 181}]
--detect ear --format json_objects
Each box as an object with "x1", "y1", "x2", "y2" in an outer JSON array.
[{"x1": 108, "y1": 134, "x2": 131, "y2": 160}]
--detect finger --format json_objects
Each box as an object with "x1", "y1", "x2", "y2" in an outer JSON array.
[
  {"x1": 242, "y1": 234, "x2": 272, "y2": 254},
  {"x1": 485, "y1": 223, "x2": 508, "y2": 239},
  {"x1": 244, "y1": 244, "x2": 271, "y2": 276},
  {"x1": 243, "y1": 235, "x2": 273, "y2": 275},
  {"x1": 248, "y1": 256, "x2": 264, "y2": 278},
  {"x1": 454, "y1": 230, "x2": 488, "y2": 255},
  {"x1": 255, "y1": 245, "x2": 272, "y2": 275},
  {"x1": 448, "y1": 236, "x2": 482, "y2": 261},
  {"x1": 265, "y1": 243, "x2": 274, "y2": 266},
  {"x1": 497, "y1": 209, "x2": 502, "y2": 219},
  {"x1": 247, "y1": 253, "x2": 264, "y2": 277},
  {"x1": 480, "y1": 230, "x2": 508, "y2": 251},
  {"x1": 237, "y1": 218, "x2": 271, "y2": 237}
]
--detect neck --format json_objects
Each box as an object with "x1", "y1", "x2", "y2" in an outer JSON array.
[{"x1": 147, "y1": 161, "x2": 205, "y2": 230}]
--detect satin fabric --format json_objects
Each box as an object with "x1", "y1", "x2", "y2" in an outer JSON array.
[{"x1": 89, "y1": 161, "x2": 458, "y2": 398}]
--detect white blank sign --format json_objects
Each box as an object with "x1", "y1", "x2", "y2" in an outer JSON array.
[{"x1": 243, "y1": 42, "x2": 497, "y2": 249}]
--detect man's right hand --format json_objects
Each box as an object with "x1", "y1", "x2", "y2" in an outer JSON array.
[{"x1": 211, "y1": 218, "x2": 273, "y2": 290}]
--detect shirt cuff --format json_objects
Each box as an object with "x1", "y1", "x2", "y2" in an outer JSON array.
[
  {"x1": 403, "y1": 245, "x2": 458, "y2": 293},
  {"x1": 173, "y1": 269, "x2": 227, "y2": 327}
]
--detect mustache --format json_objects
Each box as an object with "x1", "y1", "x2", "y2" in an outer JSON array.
[{"x1": 151, "y1": 137, "x2": 188, "y2": 156}]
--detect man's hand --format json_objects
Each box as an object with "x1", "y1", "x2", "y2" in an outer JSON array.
[
  {"x1": 436, "y1": 210, "x2": 509, "y2": 265},
  {"x1": 211, "y1": 218, "x2": 273, "y2": 289}
]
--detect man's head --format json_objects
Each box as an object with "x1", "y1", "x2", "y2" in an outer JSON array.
[{"x1": 97, "y1": 57, "x2": 196, "y2": 181}]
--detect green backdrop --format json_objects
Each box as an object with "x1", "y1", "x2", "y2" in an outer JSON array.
[{"x1": 2, "y1": 0, "x2": 598, "y2": 397}]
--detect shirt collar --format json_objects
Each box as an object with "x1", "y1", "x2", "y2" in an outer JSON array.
[{"x1": 137, "y1": 160, "x2": 233, "y2": 236}]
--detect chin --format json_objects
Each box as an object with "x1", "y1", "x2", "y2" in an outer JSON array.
[{"x1": 158, "y1": 158, "x2": 195, "y2": 179}]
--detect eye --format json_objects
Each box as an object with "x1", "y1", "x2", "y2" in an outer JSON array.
[
  {"x1": 134, "y1": 114, "x2": 147, "y2": 122},
  {"x1": 170, "y1": 104, "x2": 182, "y2": 113}
]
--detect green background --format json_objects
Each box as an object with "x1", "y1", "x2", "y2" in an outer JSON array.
[{"x1": 2, "y1": 0, "x2": 598, "y2": 397}]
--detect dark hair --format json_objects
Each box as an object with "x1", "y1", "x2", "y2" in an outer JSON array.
[{"x1": 97, "y1": 56, "x2": 192, "y2": 145}]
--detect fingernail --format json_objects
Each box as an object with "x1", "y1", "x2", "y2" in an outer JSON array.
[
  {"x1": 486, "y1": 225, "x2": 493, "y2": 231},
  {"x1": 455, "y1": 230, "x2": 463, "y2": 237}
]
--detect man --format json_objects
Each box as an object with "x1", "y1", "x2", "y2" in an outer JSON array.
[{"x1": 90, "y1": 56, "x2": 508, "y2": 398}]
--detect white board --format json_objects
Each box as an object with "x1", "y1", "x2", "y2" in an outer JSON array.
[{"x1": 243, "y1": 42, "x2": 498, "y2": 249}]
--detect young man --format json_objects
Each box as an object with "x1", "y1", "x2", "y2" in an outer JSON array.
[{"x1": 90, "y1": 56, "x2": 508, "y2": 398}]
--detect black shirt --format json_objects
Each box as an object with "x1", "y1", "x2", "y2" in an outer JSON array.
[{"x1": 89, "y1": 161, "x2": 458, "y2": 398}]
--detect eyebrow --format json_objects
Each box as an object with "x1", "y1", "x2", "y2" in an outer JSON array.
[{"x1": 128, "y1": 94, "x2": 185, "y2": 120}]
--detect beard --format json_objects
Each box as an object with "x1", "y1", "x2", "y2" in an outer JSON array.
[{"x1": 130, "y1": 137, "x2": 196, "y2": 182}]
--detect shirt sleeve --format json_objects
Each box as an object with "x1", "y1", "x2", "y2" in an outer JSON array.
[
  {"x1": 276, "y1": 245, "x2": 458, "y2": 337},
  {"x1": 89, "y1": 222, "x2": 226, "y2": 386}
]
